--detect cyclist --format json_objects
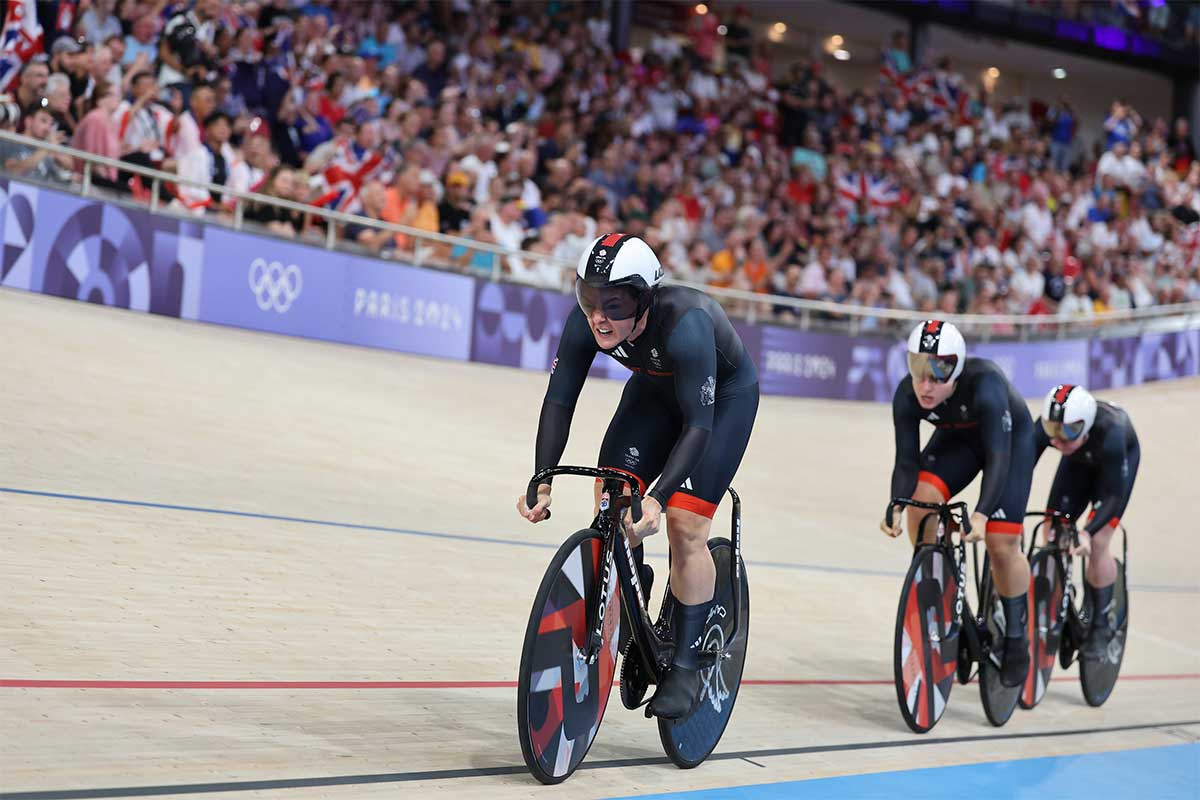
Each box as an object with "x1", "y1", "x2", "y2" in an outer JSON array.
[
  {"x1": 517, "y1": 233, "x2": 759, "y2": 719},
  {"x1": 882, "y1": 320, "x2": 1034, "y2": 687},
  {"x1": 1034, "y1": 384, "x2": 1139, "y2": 660}
]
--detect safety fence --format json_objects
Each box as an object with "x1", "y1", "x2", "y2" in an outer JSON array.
[
  {"x1": 1, "y1": 177, "x2": 1196, "y2": 401},
  {"x1": 2, "y1": 129, "x2": 1199, "y2": 343}
]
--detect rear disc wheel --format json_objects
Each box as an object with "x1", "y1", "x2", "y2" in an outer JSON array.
[
  {"x1": 1079, "y1": 560, "x2": 1128, "y2": 707},
  {"x1": 978, "y1": 572, "x2": 1023, "y2": 727},
  {"x1": 658, "y1": 538, "x2": 750, "y2": 768}
]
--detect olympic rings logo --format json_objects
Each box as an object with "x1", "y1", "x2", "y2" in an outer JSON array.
[{"x1": 248, "y1": 258, "x2": 303, "y2": 313}]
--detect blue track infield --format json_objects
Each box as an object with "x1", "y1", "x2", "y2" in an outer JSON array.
[{"x1": 607, "y1": 742, "x2": 1199, "y2": 800}]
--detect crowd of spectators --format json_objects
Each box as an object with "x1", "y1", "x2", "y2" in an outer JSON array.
[{"x1": 0, "y1": 0, "x2": 1197, "y2": 326}]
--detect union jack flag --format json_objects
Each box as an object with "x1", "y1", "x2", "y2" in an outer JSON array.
[
  {"x1": 836, "y1": 170, "x2": 901, "y2": 211},
  {"x1": 0, "y1": 0, "x2": 42, "y2": 93},
  {"x1": 924, "y1": 69, "x2": 969, "y2": 120},
  {"x1": 879, "y1": 53, "x2": 922, "y2": 103},
  {"x1": 880, "y1": 59, "x2": 972, "y2": 123},
  {"x1": 313, "y1": 140, "x2": 394, "y2": 214}
]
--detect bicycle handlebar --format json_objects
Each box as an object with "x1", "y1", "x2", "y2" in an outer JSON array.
[
  {"x1": 886, "y1": 497, "x2": 972, "y2": 536},
  {"x1": 1025, "y1": 509, "x2": 1073, "y2": 522},
  {"x1": 528, "y1": 466, "x2": 643, "y2": 524},
  {"x1": 1024, "y1": 509, "x2": 1079, "y2": 546}
]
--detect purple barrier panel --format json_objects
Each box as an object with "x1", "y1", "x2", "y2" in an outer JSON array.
[
  {"x1": 758, "y1": 325, "x2": 851, "y2": 399},
  {"x1": 847, "y1": 336, "x2": 901, "y2": 403},
  {"x1": 975, "y1": 338, "x2": 1089, "y2": 397},
  {"x1": 1089, "y1": 335, "x2": 1139, "y2": 389},
  {"x1": 344, "y1": 258, "x2": 473, "y2": 360},
  {"x1": 1137, "y1": 330, "x2": 1200, "y2": 383},
  {"x1": 199, "y1": 227, "x2": 348, "y2": 341},
  {"x1": 0, "y1": 179, "x2": 203, "y2": 317},
  {"x1": 470, "y1": 280, "x2": 576, "y2": 370},
  {"x1": 1091, "y1": 330, "x2": 1200, "y2": 389}
]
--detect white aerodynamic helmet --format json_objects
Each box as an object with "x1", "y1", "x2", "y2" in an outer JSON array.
[
  {"x1": 575, "y1": 234, "x2": 665, "y2": 321},
  {"x1": 1041, "y1": 384, "x2": 1097, "y2": 441},
  {"x1": 906, "y1": 319, "x2": 967, "y2": 383}
]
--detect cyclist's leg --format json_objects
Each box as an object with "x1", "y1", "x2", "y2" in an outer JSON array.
[
  {"x1": 1086, "y1": 439, "x2": 1138, "y2": 590},
  {"x1": 595, "y1": 375, "x2": 678, "y2": 608},
  {"x1": 1082, "y1": 439, "x2": 1138, "y2": 644},
  {"x1": 1044, "y1": 457, "x2": 1093, "y2": 541},
  {"x1": 662, "y1": 382, "x2": 758, "y2": 604},
  {"x1": 983, "y1": 425, "x2": 1034, "y2": 599},
  {"x1": 649, "y1": 382, "x2": 758, "y2": 719},
  {"x1": 909, "y1": 430, "x2": 979, "y2": 546},
  {"x1": 983, "y1": 425, "x2": 1035, "y2": 684}
]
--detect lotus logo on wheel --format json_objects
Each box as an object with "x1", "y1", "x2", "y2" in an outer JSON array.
[
  {"x1": 1105, "y1": 636, "x2": 1124, "y2": 664},
  {"x1": 248, "y1": 258, "x2": 303, "y2": 313},
  {"x1": 698, "y1": 608, "x2": 730, "y2": 713}
]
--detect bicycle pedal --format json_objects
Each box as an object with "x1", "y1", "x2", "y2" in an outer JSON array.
[{"x1": 956, "y1": 645, "x2": 973, "y2": 685}]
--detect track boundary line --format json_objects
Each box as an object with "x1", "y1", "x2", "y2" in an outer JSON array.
[
  {"x1": 0, "y1": 486, "x2": 905, "y2": 579},
  {"x1": 2, "y1": 719, "x2": 1196, "y2": 799},
  {"x1": 3, "y1": 486, "x2": 1196, "y2": 590}
]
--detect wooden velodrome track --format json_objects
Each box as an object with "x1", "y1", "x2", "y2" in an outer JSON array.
[{"x1": 1, "y1": 287, "x2": 1197, "y2": 799}]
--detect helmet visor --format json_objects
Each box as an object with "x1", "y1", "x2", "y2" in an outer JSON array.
[
  {"x1": 1042, "y1": 418, "x2": 1086, "y2": 441},
  {"x1": 907, "y1": 352, "x2": 959, "y2": 384},
  {"x1": 575, "y1": 278, "x2": 641, "y2": 321}
]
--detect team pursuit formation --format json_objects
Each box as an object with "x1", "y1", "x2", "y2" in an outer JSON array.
[{"x1": 511, "y1": 234, "x2": 1137, "y2": 782}]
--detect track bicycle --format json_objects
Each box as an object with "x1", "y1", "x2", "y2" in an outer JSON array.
[
  {"x1": 1021, "y1": 510, "x2": 1129, "y2": 709},
  {"x1": 889, "y1": 497, "x2": 1025, "y2": 732},
  {"x1": 516, "y1": 466, "x2": 750, "y2": 783}
]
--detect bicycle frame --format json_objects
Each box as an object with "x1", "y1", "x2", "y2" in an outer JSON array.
[
  {"x1": 527, "y1": 468, "x2": 745, "y2": 673},
  {"x1": 888, "y1": 498, "x2": 988, "y2": 666},
  {"x1": 1024, "y1": 510, "x2": 1129, "y2": 648}
]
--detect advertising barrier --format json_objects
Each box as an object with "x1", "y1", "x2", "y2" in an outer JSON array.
[
  {"x1": 200, "y1": 228, "x2": 474, "y2": 360},
  {"x1": 0, "y1": 179, "x2": 204, "y2": 318},
  {"x1": 2, "y1": 179, "x2": 1197, "y2": 400},
  {"x1": 1088, "y1": 329, "x2": 1200, "y2": 389}
]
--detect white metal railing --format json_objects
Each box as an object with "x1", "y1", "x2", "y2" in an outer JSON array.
[{"x1": 2, "y1": 128, "x2": 1197, "y2": 341}]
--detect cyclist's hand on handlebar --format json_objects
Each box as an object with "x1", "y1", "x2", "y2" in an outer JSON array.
[
  {"x1": 624, "y1": 496, "x2": 662, "y2": 546},
  {"x1": 1070, "y1": 529, "x2": 1092, "y2": 558},
  {"x1": 966, "y1": 512, "x2": 988, "y2": 543},
  {"x1": 880, "y1": 504, "x2": 904, "y2": 538},
  {"x1": 517, "y1": 484, "x2": 552, "y2": 523}
]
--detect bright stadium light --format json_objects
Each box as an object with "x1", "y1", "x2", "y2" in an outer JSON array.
[
  {"x1": 833, "y1": 48, "x2": 851, "y2": 61},
  {"x1": 773, "y1": 22, "x2": 787, "y2": 34},
  {"x1": 1053, "y1": 67, "x2": 1067, "y2": 79},
  {"x1": 695, "y1": 3, "x2": 708, "y2": 14}
]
